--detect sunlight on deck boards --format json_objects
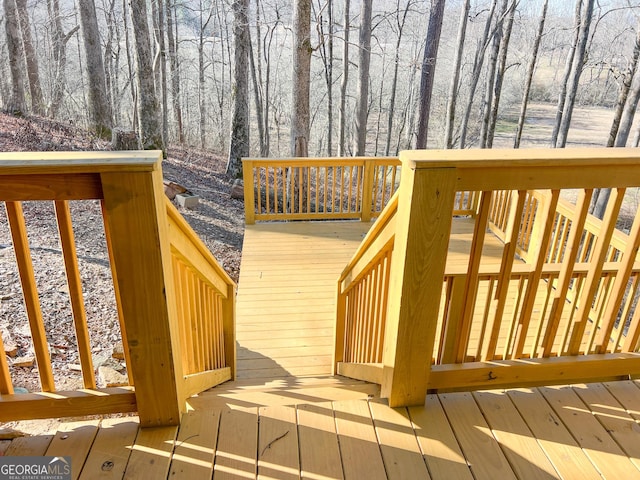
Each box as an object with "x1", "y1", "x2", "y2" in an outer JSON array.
[
  {"x1": 9, "y1": 381, "x2": 640, "y2": 480},
  {"x1": 236, "y1": 219, "x2": 507, "y2": 380},
  {"x1": 236, "y1": 221, "x2": 372, "y2": 379}
]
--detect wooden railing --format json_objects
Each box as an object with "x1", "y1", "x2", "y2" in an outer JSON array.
[
  {"x1": 335, "y1": 148, "x2": 640, "y2": 407},
  {"x1": 242, "y1": 157, "x2": 401, "y2": 223},
  {"x1": 0, "y1": 152, "x2": 235, "y2": 426}
]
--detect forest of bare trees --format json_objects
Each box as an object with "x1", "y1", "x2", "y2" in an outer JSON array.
[{"x1": 1, "y1": 0, "x2": 640, "y2": 163}]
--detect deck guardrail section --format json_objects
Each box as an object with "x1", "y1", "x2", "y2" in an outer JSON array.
[
  {"x1": 335, "y1": 193, "x2": 398, "y2": 370},
  {"x1": 335, "y1": 148, "x2": 640, "y2": 406},
  {"x1": 243, "y1": 157, "x2": 401, "y2": 223},
  {"x1": 0, "y1": 152, "x2": 235, "y2": 426}
]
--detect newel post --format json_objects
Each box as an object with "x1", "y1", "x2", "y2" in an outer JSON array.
[
  {"x1": 243, "y1": 159, "x2": 256, "y2": 224},
  {"x1": 100, "y1": 154, "x2": 185, "y2": 426},
  {"x1": 381, "y1": 160, "x2": 456, "y2": 407}
]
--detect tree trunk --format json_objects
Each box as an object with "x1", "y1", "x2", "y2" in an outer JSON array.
[
  {"x1": 15, "y1": 0, "x2": 44, "y2": 115},
  {"x1": 129, "y1": 0, "x2": 163, "y2": 151},
  {"x1": 415, "y1": 0, "x2": 446, "y2": 149},
  {"x1": 459, "y1": 0, "x2": 498, "y2": 148},
  {"x1": 248, "y1": 36, "x2": 266, "y2": 156},
  {"x1": 550, "y1": 0, "x2": 582, "y2": 147},
  {"x1": 165, "y1": 0, "x2": 183, "y2": 143},
  {"x1": 385, "y1": 0, "x2": 411, "y2": 156},
  {"x1": 606, "y1": 19, "x2": 640, "y2": 147},
  {"x1": 557, "y1": 0, "x2": 594, "y2": 148},
  {"x1": 514, "y1": 0, "x2": 548, "y2": 148},
  {"x1": 227, "y1": 0, "x2": 250, "y2": 179},
  {"x1": 198, "y1": 4, "x2": 206, "y2": 149},
  {"x1": 353, "y1": 0, "x2": 372, "y2": 155},
  {"x1": 479, "y1": 0, "x2": 508, "y2": 148},
  {"x1": 152, "y1": 0, "x2": 168, "y2": 146},
  {"x1": 444, "y1": 0, "x2": 470, "y2": 149},
  {"x1": 291, "y1": 0, "x2": 311, "y2": 157},
  {"x1": 4, "y1": 0, "x2": 25, "y2": 114},
  {"x1": 486, "y1": 0, "x2": 517, "y2": 148},
  {"x1": 338, "y1": 0, "x2": 350, "y2": 156},
  {"x1": 47, "y1": 0, "x2": 71, "y2": 118},
  {"x1": 78, "y1": 0, "x2": 112, "y2": 138},
  {"x1": 317, "y1": 0, "x2": 335, "y2": 156}
]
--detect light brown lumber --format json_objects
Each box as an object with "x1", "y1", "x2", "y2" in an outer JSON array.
[
  {"x1": 258, "y1": 405, "x2": 299, "y2": 480},
  {"x1": 605, "y1": 380, "x2": 640, "y2": 420},
  {"x1": 78, "y1": 417, "x2": 139, "y2": 480},
  {"x1": 507, "y1": 388, "x2": 602, "y2": 480},
  {"x1": 101, "y1": 166, "x2": 184, "y2": 426},
  {"x1": 5, "y1": 201, "x2": 55, "y2": 392},
  {"x1": 333, "y1": 400, "x2": 386, "y2": 480},
  {"x1": 573, "y1": 383, "x2": 640, "y2": 471},
  {"x1": 438, "y1": 392, "x2": 516, "y2": 480},
  {"x1": 169, "y1": 409, "x2": 220, "y2": 479},
  {"x1": 54, "y1": 200, "x2": 96, "y2": 389},
  {"x1": 5, "y1": 435, "x2": 53, "y2": 456},
  {"x1": 297, "y1": 403, "x2": 344, "y2": 480},
  {"x1": 46, "y1": 420, "x2": 100, "y2": 480},
  {"x1": 382, "y1": 167, "x2": 456, "y2": 406},
  {"x1": 123, "y1": 425, "x2": 178, "y2": 479},
  {"x1": 408, "y1": 395, "x2": 473, "y2": 480},
  {"x1": 473, "y1": 390, "x2": 560, "y2": 479},
  {"x1": 540, "y1": 385, "x2": 640, "y2": 480},
  {"x1": 368, "y1": 399, "x2": 430, "y2": 479},
  {"x1": 214, "y1": 407, "x2": 258, "y2": 479}
]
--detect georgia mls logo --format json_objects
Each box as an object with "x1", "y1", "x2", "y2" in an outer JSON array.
[{"x1": 0, "y1": 456, "x2": 71, "y2": 480}]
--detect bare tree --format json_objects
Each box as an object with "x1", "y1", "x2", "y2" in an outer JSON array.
[
  {"x1": 227, "y1": 0, "x2": 250, "y2": 178},
  {"x1": 317, "y1": 0, "x2": 334, "y2": 156},
  {"x1": 15, "y1": 0, "x2": 44, "y2": 114},
  {"x1": 78, "y1": 0, "x2": 112, "y2": 138},
  {"x1": 129, "y1": 0, "x2": 163, "y2": 150},
  {"x1": 514, "y1": 0, "x2": 548, "y2": 148},
  {"x1": 47, "y1": 0, "x2": 79, "y2": 118},
  {"x1": 415, "y1": 0, "x2": 446, "y2": 149},
  {"x1": 485, "y1": 0, "x2": 517, "y2": 148},
  {"x1": 444, "y1": 0, "x2": 470, "y2": 149},
  {"x1": 385, "y1": 0, "x2": 414, "y2": 155},
  {"x1": 353, "y1": 0, "x2": 372, "y2": 155},
  {"x1": 556, "y1": 0, "x2": 595, "y2": 148},
  {"x1": 459, "y1": 0, "x2": 498, "y2": 148},
  {"x1": 151, "y1": 0, "x2": 168, "y2": 145},
  {"x1": 291, "y1": 0, "x2": 311, "y2": 157},
  {"x1": 550, "y1": 0, "x2": 582, "y2": 147},
  {"x1": 4, "y1": 0, "x2": 25, "y2": 114},
  {"x1": 479, "y1": 0, "x2": 505, "y2": 148},
  {"x1": 606, "y1": 19, "x2": 640, "y2": 148},
  {"x1": 165, "y1": 0, "x2": 183, "y2": 143},
  {"x1": 338, "y1": 0, "x2": 350, "y2": 156}
]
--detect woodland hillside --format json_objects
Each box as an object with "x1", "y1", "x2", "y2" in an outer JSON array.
[{"x1": 1, "y1": 0, "x2": 639, "y2": 164}]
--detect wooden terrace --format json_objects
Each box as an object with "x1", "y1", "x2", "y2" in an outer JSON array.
[{"x1": 4, "y1": 150, "x2": 640, "y2": 478}]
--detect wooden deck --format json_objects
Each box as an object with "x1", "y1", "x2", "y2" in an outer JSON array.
[
  {"x1": 7, "y1": 220, "x2": 640, "y2": 478},
  {"x1": 6, "y1": 380, "x2": 640, "y2": 479},
  {"x1": 235, "y1": 221, "x2": 372, "y2": 379},
  {"x1": 235, "y1": 219, "x2": 507, "y2": 380}
]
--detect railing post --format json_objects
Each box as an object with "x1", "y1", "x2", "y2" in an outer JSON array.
[
  {"x1": 223, "y1": 283, "x2": 237, "y2": 379},
  {"x1": 361, "y1": 159, "x2": 375, "y2": 222},
  {"x1": 333, "y1": 282, "x2": 347, "y2": 374},
  {"x1": 243, "y1": 160, "x2": 256, "y2": 224},
  {"x1": 101, "y1": 156, "x2": 185, "y2": 427},
  {"x1": 381, "y1": 162, "x2": 456, "y2": 407}
]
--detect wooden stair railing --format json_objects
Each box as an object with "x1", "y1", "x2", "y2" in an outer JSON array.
[
  {"x1": 242, "y1": 157, "x2": 401, "y2": 223},
  {"x1": 0, "y1": 151, "x2": 235, "y2": 427},
  {"x1": 335, "y1": 148, "x2": 640, "y2": 408}
]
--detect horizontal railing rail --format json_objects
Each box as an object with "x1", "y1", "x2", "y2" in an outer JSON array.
[
  {"x1": 242, "y1": 157, "x2": 401, "y2": 223},
  {"x1": 335, "y1": 147, "x2": 640, "y2": 407},
  {"x1": 0, "y1": 152, "x2": 235, "y2": 426}
]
